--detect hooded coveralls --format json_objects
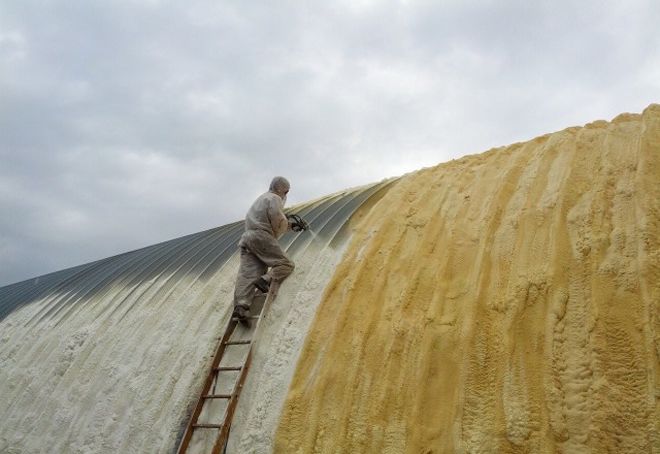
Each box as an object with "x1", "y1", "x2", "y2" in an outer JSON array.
[{"x1": 233, "y1": 191, "x2": 295, "y2": 310}]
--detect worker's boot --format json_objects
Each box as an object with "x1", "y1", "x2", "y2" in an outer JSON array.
[
  {"x1": 254, "y1": 276, "x2": 270, "y2": 293},
  {"x1": 232, "y1": 305, "x2": 251, "y2": 328}
]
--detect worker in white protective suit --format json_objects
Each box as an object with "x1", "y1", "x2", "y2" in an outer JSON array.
[{"x1": 232, "y1": 176, "x2": 295, "y2": 325}]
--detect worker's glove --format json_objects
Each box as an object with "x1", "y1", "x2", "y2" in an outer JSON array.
[{"x1": 286, "y1": 213, "x2": 309, "y2": 232}]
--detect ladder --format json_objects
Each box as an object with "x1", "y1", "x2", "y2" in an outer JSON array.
[{"x1": 177, "y1": 283, "x2": 279, "y2": 454}]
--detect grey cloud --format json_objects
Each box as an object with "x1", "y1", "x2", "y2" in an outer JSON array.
[{"x1": 1, "y1": 0, "x2": 659, "y2": 285}]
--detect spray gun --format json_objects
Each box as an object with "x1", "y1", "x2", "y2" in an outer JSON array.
[{"x1": 286, "y1": 213, "x2": 309, "y2": 232}]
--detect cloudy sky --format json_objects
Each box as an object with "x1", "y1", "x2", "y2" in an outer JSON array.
[{"x1": 1, "y1": 0, "x2": 658, "y2": 286}]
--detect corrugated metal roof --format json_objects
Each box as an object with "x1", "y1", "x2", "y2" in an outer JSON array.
[{"x1": 0, "y1": 180, "x2": 393, "y2": 324}]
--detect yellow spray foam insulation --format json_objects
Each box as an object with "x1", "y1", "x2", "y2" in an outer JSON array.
[{"x1": 275, "y1": 105, "x2": 660, "y2": 453}]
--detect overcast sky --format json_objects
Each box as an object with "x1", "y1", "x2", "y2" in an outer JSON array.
[{"x1": 1, "y1": 0, "x2": 658, "y2": 286}]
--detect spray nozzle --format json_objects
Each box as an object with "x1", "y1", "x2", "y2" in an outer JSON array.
[{"x1": 287, "y1": 213, "x2": 309, "y2": 232}]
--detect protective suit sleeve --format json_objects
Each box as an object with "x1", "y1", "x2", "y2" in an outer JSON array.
[{"x1": 268, "y1": 196, "x2": 289, "y2": 239}]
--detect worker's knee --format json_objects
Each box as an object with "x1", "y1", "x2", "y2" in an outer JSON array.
[
  {"x1": 272, "y1": 258, "x2": 294, "y2": 281},
  {"x1": 286, "y1": 260, "x2": 295, "y2": 277},
  {"x1": 281, "y1": 259, "x2": 295, "y2": 276}
]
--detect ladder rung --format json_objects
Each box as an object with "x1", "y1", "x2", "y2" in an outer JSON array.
[
  {"x1": 224, "y1": 340, "x2": 252, "y2": 345},
  {"x1": 232, "y1": 316, "x2": 260, "y2": 321},
  {"x1": 203, "y1": 394, "x2": 232, "y2": 399},
  {"x1": 214, "y1": 366, "x2": 242, "y2": 372},
  {"x1": 193, "y1": 423, "x2": 223, "y2": 429}
]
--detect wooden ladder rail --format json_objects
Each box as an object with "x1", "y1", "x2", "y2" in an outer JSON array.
[{"x1": 177, "y1": 284, "x2": 279, "y2": 454}]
